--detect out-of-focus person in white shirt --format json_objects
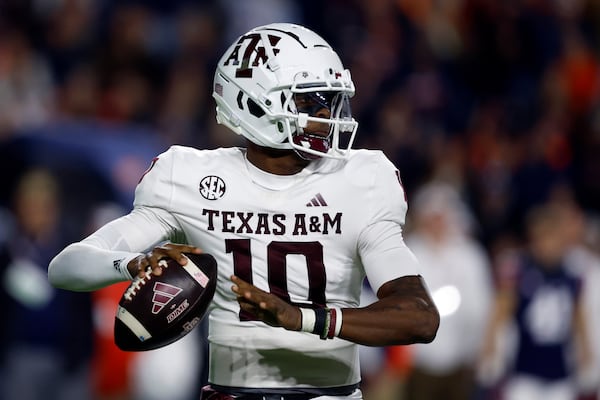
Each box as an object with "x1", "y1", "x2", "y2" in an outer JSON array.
[{"x1": 403, "y1": 181, "x2": 494, "y2": 400}]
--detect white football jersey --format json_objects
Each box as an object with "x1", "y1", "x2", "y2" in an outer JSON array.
[{"x1": 129, "y1": 145, "x2": 418, "y2": 389}]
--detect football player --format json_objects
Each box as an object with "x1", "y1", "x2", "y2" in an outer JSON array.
[{"x1": 49, "y1": 23, "x2": 439, "y2": 400}]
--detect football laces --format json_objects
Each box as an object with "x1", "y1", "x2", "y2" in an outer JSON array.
[{"x1": 124, "y1": 260, "x2": 168, "y2": 301}]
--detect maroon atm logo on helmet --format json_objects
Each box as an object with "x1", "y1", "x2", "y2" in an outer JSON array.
[
  {"x1": 151, "y1": 282, "x2": 183, "y2": 314},
  {"x1": 223, "y1": 33, "x2": 282, "y2": 78}
]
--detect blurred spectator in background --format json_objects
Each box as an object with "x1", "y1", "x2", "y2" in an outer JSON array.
[
  {"x1": 0, "y1": 27, "x2": 55, "y2": 138},
  {"x1": 554, "y1": 188, "x2": 600, "y2": 399},
  {"x1": 479, "y1": 202, "x2": 594, "y2": 400},
  {"x1": 402, "y1": 182, "x2": 493, "y2": 400},
  {"x1": 0, "y1": 168, "x2": 93, "y2": 400}
]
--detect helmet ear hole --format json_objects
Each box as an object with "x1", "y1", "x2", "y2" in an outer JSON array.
[{"x1": 247, "y1": 98, "x2": 265, "y2": 118}]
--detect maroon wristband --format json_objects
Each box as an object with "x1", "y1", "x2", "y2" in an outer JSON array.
[{"x1": 327, "y1": 308, "x2": 337, "y2": 339}]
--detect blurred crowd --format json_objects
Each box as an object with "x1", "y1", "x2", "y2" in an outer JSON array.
[{"x1": 1, "y1": 0, "x2": 600, "y2": 399}]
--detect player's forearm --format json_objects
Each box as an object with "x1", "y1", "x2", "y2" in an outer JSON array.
[
  {"x1": 339, "y1": 289, "x2": 439, "y2": 346},
  {"x1": 48, "y1": 242, "x2": 140, "y2": 291},
  {"x1": 295, "y1": 276, "x2": 439, "y2": 346}
]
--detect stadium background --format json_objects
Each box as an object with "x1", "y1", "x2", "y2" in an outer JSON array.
[{"x1": 0, "y1": 1, "x2": 599, "y2": 399}]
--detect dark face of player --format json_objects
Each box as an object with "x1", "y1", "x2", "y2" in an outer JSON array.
[{"x1": 292, "y1": 92, "x2": 335, "y2": 160}]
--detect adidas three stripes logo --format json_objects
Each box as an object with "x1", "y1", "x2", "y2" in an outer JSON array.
[{"x1": 306, "y1": 193, "x2": 328, "y2": 207}]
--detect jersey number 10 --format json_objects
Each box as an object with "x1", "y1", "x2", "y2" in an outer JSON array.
[{"x1": 225, "y1": 238, "x2": 327, "y2": 321}]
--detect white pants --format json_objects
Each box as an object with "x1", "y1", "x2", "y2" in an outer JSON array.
[
  {"x1": 313, "y1": 389, "x2": 363, "y2": 400},
  {"x1": 202, "y1": 387, "x2": 363, "y2": 400},
  {"x1": 503, "y1": 375, "x2": 575, "y2": 400}
]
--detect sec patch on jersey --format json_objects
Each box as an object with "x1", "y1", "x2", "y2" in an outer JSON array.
[{"x1": 114, "y1": 253, "x2": 217, "y2": 351}]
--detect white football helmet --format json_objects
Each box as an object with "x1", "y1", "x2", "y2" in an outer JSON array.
[{"x1": 213, "y1": 23, "x2": 358, "y2": 159}]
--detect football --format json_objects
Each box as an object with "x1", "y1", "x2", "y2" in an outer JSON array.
[{"x1": 114, "y1": 252, "x2": 217, "y2": 351}]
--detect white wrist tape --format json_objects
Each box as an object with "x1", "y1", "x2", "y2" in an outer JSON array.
[
  {"x1": 333, "y1": 307, "x2": 343, "y2": 337},
  {"x1": 300, "y1": 308, "x2": 316, "y2": 332},
  {"x1": 117, "y1": 253, "x2": 144, "y2": 280}
]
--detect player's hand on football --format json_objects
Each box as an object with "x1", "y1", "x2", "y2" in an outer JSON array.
[
  {"x1": 231, "y1": 275, "x2": 301, "y2": 331},
  {"x1": 127, "y1": 243, "x2": 203, "y2": 278}
]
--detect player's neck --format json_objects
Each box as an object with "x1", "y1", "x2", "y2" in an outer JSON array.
[{"x1": 245, "y1": 141, "x2": 311, "y2": 175}]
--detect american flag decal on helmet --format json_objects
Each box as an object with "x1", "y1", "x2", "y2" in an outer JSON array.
[
  {"x1": 151, "y1": 282, "x2": 183, "y2": 314},
  {"x1": 215, "y1": 83, "x2": 223, "y2": 96}
]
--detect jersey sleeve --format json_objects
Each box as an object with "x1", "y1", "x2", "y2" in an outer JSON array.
[
  {"x1": 357, "y1": 152, "x2": 419, "y2": 293},
  {"x1": 48, "y1": 147, "x2": 184, "y2": 292}
]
